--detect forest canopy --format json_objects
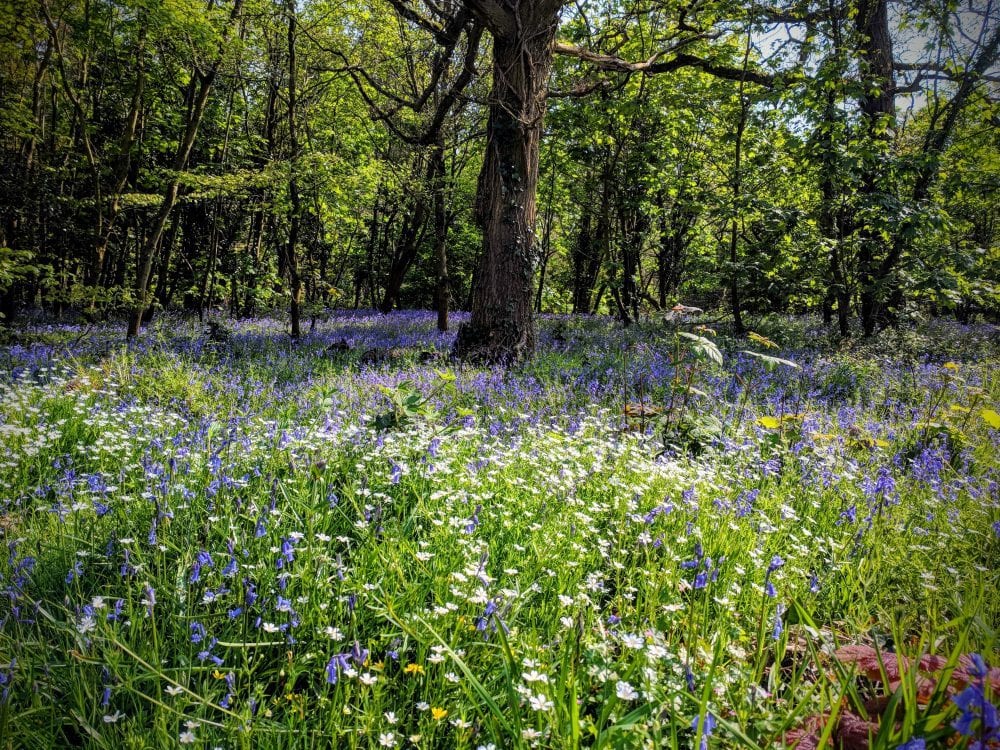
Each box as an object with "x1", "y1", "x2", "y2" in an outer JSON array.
[{"x1": 1, "y1": 0, "x2": 998, "y2": 359}]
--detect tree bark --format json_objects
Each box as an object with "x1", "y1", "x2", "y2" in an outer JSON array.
[{"x1": 454, "y1": 5, "x2": 560, "y2": 362}]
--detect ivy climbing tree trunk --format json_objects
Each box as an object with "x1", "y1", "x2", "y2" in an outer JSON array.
[{"x1": 453, "y1": 1, "x2": 562, "y2": 362}]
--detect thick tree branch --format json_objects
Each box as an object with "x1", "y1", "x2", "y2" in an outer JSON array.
[
  {"x1": 553, "y1": 41, "x2": 779, "y2": 88},
  {"x1": 460, "y1": 0, "x2": 514, "y2": 38},
  {"x1": 384, "y1": 0, "x2": 450, "y2": 44},
  {"x1": 894, "y1": 60, "x2": 1000, "y2": 84},
  {"x1": 320, "y1": 20, "x2": 484, "y2": 147}
]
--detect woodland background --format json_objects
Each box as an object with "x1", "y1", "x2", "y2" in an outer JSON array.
[{"x1": 1, "y1": 0, "x2": 998, "y2": 354}]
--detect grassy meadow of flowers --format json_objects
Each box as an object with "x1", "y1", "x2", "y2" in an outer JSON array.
[{"x1": 0, "y1": 311, "x2": 998, "y2": 749}]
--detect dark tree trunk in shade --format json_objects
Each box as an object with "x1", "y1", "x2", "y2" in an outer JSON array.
[
  {"x1": 285, "y1": 0, "x2": 303, "y2": 339},
  {"x1": 429, "y1": 143, "x2": 450, "y2": 331},
  {"x1": 854, "y1": 0, "x2": 895, "y2": 337}
]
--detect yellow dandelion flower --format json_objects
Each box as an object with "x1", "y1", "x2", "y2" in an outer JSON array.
[{"x1": 431, "y1": 707, "x2": 447, "y2": 721}]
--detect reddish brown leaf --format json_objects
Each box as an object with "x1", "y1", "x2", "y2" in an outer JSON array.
[{"x1": 835, "y1": 713, "x2": 880, "y2": 750}]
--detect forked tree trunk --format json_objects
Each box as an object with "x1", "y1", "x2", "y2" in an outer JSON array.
[
  {"x1": 453, "y1": 14, "x2": 559, "y2": 362},
  {"x1": 126, "y1": 0, "x2": 243, "y2": 338}
]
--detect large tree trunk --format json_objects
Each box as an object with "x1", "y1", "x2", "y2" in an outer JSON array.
[{"x1": 454, "y1": 10, "x2": 559, "y2": 362}]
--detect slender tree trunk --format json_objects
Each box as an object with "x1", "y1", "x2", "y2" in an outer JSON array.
[
  {"x1": 127, "y1": 0, "x2": 243, "y2": 338},
  {"x1": 535, "y1": 156, "x2": 556, "y2": 314},
  {"x1": 454, "y1": 11, "x2": 559, "y2": 362},
  {"x1": 819, "y1": 92, "x2": 851, "y2": 336},
  {"x1": 92, "y1": 22, "x2": 146, "y2": 294},
  {"x1": 571, "y1": 197, "x2": 594, "y2": 314},
  {"x1": 728, "y1": 23, "x2": 754, "y2": 337},
  {"x1": 430, "y1": 143, "x2": 450, "y2": 331},
  {"x1": 285, "y1": 0, "x2": 302, "y2": 338},
  {"x1": 380, "y1": 156, "x2": 431, "y2": 313},
  {"x1": 729, "y1": 114, "x2": 746, "y2": 336},
  {"x1": 855, "y1": 0, "x2": 895, "y2": 337}
]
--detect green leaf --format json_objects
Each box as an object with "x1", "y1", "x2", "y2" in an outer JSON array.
[
  {"x1": 741, "y1": 350, "x2": 800, "y2": 370},
  {"x1": 677, "y1": 331, "x2": 723, "y2": 366}
]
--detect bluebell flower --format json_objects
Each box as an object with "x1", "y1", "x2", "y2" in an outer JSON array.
[
  {"x1": 326, "y1": 653, "x2": 352, "y2": 684},
  {"x1": 691, "y1": 712, "x2": 716, "y2": 750},
  {"x1": 896, "y1": 739, "x2": 925, "y2": 750},
  {"x1": 276, "y1": 537, "x2": 296, "y2": 570},
  {"x1": 190, "y1": 549, "x2": 212, "y2": 583},
  {"x1": 735, "y1": 488, "x2": 758, "y2": 517},
  {"x1": 464, "y1": 505, "x2": 482, "y2": 534},
  {"x1": 220, "y1": 671, "x2": 235, "y2": 708},
  {"x1": 66, "y1": 561, "x2": 83, "y2": 584},
  {"x1": 351, "y1": 641, "x2": 369, "y2": 666},
  {"x1": 772, "y1": 604, "x2": 785, "y2": 640},
  {"x1": 951, "y1": 653, "x2": 999, "y2": 744},
  {"x1": 190, "y1": 622, "x2": 206, "y2": 643},
  {"x1": 197, "y1": 638, "x2": 223, "y2": 666}
]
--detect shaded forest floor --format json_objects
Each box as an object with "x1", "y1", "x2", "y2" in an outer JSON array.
[{"x1": 1, "y1": 311, "x2": 998, "y2": 749}]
